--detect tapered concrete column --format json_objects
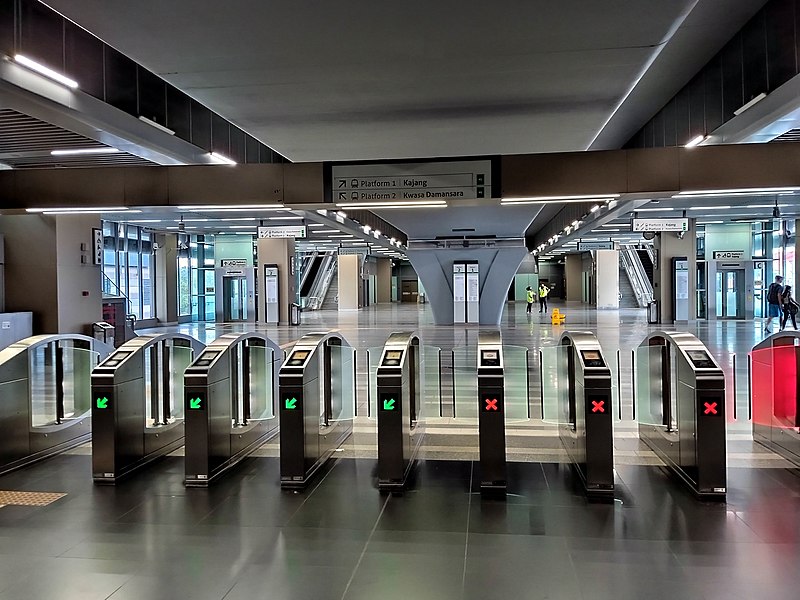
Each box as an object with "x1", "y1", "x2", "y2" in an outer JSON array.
[
  {"x1": 257, "y1": 238, "x2": 296, "y2": 324},
  {"x1": 406, "y1": 247, "x2": 526, "y2": 325}
]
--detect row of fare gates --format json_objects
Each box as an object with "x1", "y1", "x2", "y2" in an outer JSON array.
[{"x1": 0, "y1": 327, "x2": 798, "y2": 501}]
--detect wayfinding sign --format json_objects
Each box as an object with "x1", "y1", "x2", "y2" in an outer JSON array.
[
  {"x1": 257, "y1": 225, "x2": 307, "y2": 239},
  {"x1": 578, "y1": 240, "x2": 614, "y2": 251},
  {"x1": 331, "y1": 160, "x2": 492, "y2": 203},
  {"x1": 632, "y1": 218, "x2": 689, "y2": 232}
]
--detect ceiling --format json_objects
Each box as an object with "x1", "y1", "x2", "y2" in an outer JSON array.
[{"x1": 42, "y1": 0, "x2": 768, "y2": 162}]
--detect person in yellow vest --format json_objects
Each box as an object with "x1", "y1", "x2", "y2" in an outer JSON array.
[
  {"x1": 538, "y1": 283, "x2": 550, "y2": 313},
  {"x1": 525, "y1": 286, "x2": 534, "y2": 314}
]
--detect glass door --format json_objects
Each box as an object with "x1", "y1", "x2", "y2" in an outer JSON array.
[
  {"x1": 715, "y1": 269, "x2": 746, "y2": 319},
  {"x1": 223, "y1": 276, "x2": 248, "y2": 321}
]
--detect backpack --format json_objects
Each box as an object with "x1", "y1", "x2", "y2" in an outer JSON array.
[{"x1": 768, "y1": 283, "x2": 782, "y2": 304}]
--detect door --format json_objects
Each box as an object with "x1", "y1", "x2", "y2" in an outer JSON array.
[
  {"x1": 714, "y1": 269, "x2": 745, "y2": 319},
  {"x1": 401, "y1": 280, "x2": 418, "y2": 303},
  {"x1": 223, "y1": 276, "x2": 248, "y2": 321}
]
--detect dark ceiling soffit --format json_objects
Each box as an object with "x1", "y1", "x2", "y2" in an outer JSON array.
[{"x1": 5, "y1": 144, "x2": 800, "y2": 208}]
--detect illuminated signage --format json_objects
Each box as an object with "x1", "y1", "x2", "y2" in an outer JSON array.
[{"x1": 96, "y1": 396, "x2": 109, "y2": 409}]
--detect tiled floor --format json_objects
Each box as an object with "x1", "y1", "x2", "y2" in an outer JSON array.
[{"x1": 1, "y1": 301, "x2": 799, "y2": 599}]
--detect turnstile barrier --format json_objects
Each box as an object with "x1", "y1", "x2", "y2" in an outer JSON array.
[
  {"x1": 554, "y1": 331, "x2": 614, "y2": 499},
  {"x1": 279, "y1": 332, "x2": 355, "y2": 489},
  {"x1": 373, "y1": 332, "x2": 427, "y2": 491},
  {"x1": 635, "y1": 331, "x2": 726, "y2": 500},
  {"x1": 751, "y1": 332, "x2": 800, "y2": 467},
  {"x1": 477, "y1": 330, "x2": 506, "y2": 493},
  {"x1": 184, "y1": 332, "x2": 282, "y2": 486},
  {"x1": 91, "y1": 333, "x2": 204, "y2": 484},
  {"x1": 0, "y1": 334, "x2": 110, "y2": 476}
]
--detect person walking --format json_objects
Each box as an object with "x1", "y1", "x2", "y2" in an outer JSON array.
[
  {"x1": 525, "y1": 286, "x2": 534, "y2": 314},
  {"x1": 765, "y1": 275, "x2": 784, "y2": 334},
  {"x1": 780, "y1": 285, "x2": 799, "y2": 331},
  {"x1": 538, "y1": 283, "x2": 550, "y2": 313}
]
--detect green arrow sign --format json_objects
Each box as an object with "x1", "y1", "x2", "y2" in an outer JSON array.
[
  {"x1": 96, "y1": 396, "x2": 109, "y2": 409},
  {"x1": 285, "y1": 397, "x2": 298, "y2": 410},
  {"x1": 383, "y1": 398, "x2": 396, "y2": 411},
  {"x1": 189, "y1": 397, "x2": 202, "y2": 410}
]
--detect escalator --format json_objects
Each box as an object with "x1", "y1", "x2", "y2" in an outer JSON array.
[
  {"x1": 300, "y1": 254, "x2": 323, "y2": 297},
  {"x1": 636, "y1": 249, "x2": 654, "y2": 286}
]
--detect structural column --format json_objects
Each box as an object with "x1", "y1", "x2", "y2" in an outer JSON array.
[
  {"x1": 565, "y1": 254, "x2": 582, "y2": 302},
  {"x1": 594, "y1": 250, "x2": 619, "y2": 309},
  {"x1": 154, "y1": 233, "x2": 179, "y2": 325},
  {"x1": 376, "y1": 258, "x2": 392, "y2": 303},
  {"x1": 256, "y1": 238, "x2": 296, "y2": 324},
  {"x1": 653, "y1": 220, "x2": 696, "y2": 324},
  {"x1": 0, "y1": 214, "x2": 101, "y2": 334},
  {"x1": 337, "y1": 254, "x2": 362, "y2": 310}
]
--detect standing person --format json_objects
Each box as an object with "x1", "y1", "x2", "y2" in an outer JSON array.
[
  {"x1": 525, "y1": 286, "x2": 534, "y2": 314},
  {"x1": 538, "y1": 282, "x2": 550, "y2": 313},
  {"x1": 781, "y1": 285, "x2": 799, "y2": 331},
  {"x1": 765, "y1": 275, "x2": 784, "y2": 334}
]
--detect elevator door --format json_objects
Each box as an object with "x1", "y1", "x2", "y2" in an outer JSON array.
[
  {"x1": 223, "y1": 276, "x2": 248, "y2": 321},
  {"x1": 715, "y1": 269, "x2": 745, "y2": 319}
]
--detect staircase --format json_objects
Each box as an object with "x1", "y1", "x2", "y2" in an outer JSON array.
[
  {"x1": 321, "y1": 266, "x2": 339, "y2": 309},
  {"x1": 618, "y1": 268, "x2": 640, "y2": 308}
]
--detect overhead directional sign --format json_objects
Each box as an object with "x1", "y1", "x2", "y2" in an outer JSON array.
[
  {"x1": 578, "y1": 240, "x2": 614, "y2": 251},
  {"x1": 632, "y1": 218, "x2": 689, "y2": 232},
  {"x1": 258, "y1": 225, "x2": 307, "y2": 239},
  {"x1": 331, "y1": 160, "x2": 493, "y2": 203}
]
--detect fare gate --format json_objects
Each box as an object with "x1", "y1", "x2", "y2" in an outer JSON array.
[
  {"x1": 0, "y1": 334, "x2": 111, "y2": 476},
  {"x1": 556, "y1": 332, "x2": 614, "y2": 500},
  {"x1": 91, "y1": 333, "x2": 203, "y2": 484},
  {"x1": 375, "y1": 332, "x2": 424, "y2": 491},
  {"x1": 751, "y1": 332, "x2": 800, "y2": 467},
  {"x1": 635, "y1": 331, "x2": 726, "y2": 500},
  {"x1": 184, "y1": 333, "x2": 282, "y2": 486},
  {"x1": 477, "y1": 330, "x2": 506, "y2": 493},
  {"x1": 279, "y1": 332, "x2": 355, "y2": 489}
]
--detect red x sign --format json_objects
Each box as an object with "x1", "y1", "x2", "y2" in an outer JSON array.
[
  {"x1": 703, "y1": 402, "x2": 718, "y2": 415},
  {"x1": 484, "y1": 398, "x2": 498, "y2": 411},
  {"x1": 591, "y1": 400, "x2": 605, "y2": 413}
]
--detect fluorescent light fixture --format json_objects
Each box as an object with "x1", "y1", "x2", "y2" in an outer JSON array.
[
  {"x1": 178, "y1": 204, "x2": 284, "y2": 211},
  {"x1": 571, "y1": 220, "x2": 581, "y2": 227},
  {"x1": 362, "y1": 225, "x2": 372, "y2": 233},
  {"x1": 14, "y1": 54, "x2": 78, "y2": 88},
  {"x1": 336, "y1": 211, "x2": 347, "y2": 218},
  {"x1": 227, "y1": 225, "x2": 259, "y2": 229},
  {"x1": 27, "y1": 206, "x2": 129, "y2": 213},
  {"x1": 688, "y1": 205, "x2": 731, "y2": 210},
  {"x1": 328, "y1": 234, "x2": 355, "y2": 238},
  {"x1": 390, "y1": 237, "x2": 396, "y2": 244},
  {"x1": 139, "y1": 116, "x2": 175, "y2": 135},
  {"x1": 338, "y1": 200, "x2": 447, "y2": 209},
  {"x1": 590, "y1": 205, "x2": 600, "y2": 213},
  {"x1": 308, "y1": 223, "x2": 325, "y2": 228},
  {"x1": 51, "y1": 147, "x2": 119, "y2": 156},
  {"x1": 684, "y1": 134, "x2": 707, "y2": 148},
  {"x1": 208, "y1": 152, "x2": 237, "y2": 165},
  {"x1": 501, "y1": 194, "x2": 620, "y2": 204},
  {"x1": 676, "y1": 187, "x2": 800, "y2": 197},
  {"x1": 316, "y1": 209, "x2": 328, "y2": 216},
  {"x1": 734, "y1": 92, "x2": 767, "y2": 116},
  {"x1": 601, "y1": 223, "x2": 627, "y2": 227},
  {"x1": 267, "y1": 216, "x2": 304, "y2": 220},
  {"x1": 636, "y1": 207, "x2": 675, "y2": 212},
  {"x1": 127, "y1": 219, "x2": 164, "y2": 223},
  {"x1": 43, "y1": 209, "x2": 141, "y2": 215},
  {"x1": 374, "y1": 230, "x2": 381, "y2": 237},
  {"x1": 697, "y1": 221, "x2": 724, "y2": 225}
]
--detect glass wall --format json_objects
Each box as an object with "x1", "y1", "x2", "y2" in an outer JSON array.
[
  {"x1": 177, "y1": 234, "x2": 216, "y2": 322},
  {"x1": 102, "y1": 222, "x2": 154, "y2": 322}
]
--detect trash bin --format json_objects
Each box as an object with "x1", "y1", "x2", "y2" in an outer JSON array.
[
  {"x1": 647, "y1": 300, "x2": 659, "y2": 324},
  {"x1": 290, "y1": 303, "x2": 302, "y2": 326},
  {"x1": 92, "y1": 321, "x2": 115, "y2": 345}
]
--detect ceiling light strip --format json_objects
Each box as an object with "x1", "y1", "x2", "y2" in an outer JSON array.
[{"x1": 14, "y1": 54, "x2": 79, "y2": 88}]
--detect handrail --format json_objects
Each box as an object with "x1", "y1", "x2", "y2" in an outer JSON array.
[
  {"x1": 307, "y1": 252, "x2": 337, "y2": 310},
  {"x1": 101, "y1": 272, "x2": 134, "y2": 315}
]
